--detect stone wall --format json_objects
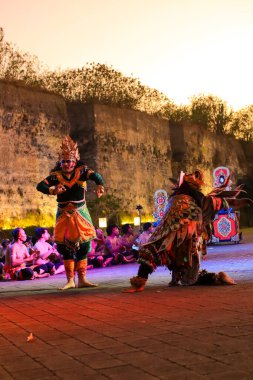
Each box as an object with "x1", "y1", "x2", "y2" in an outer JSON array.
[
  {"x1": 68, "y1": 103, "x2": 253, "y2": 212},
  {"x1": 0, "y1": 80, "x2": 69, "y2": 228},
  {"x1": 169, "y1": 121, "x2": 253, "y2": 226},
  {"x1": 0, "y1": 80, "x2": 252, "y2": 229},
  {"x1": 68, "y1": 103, "x2": 172, "y2": 214},
  {"x1": 169, "y1": 121, "x2": 249, "y2": 190}
]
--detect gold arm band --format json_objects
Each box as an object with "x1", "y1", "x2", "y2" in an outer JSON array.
[{"x1": 86, "y1": 169, "x2": 95, "y2": 179}]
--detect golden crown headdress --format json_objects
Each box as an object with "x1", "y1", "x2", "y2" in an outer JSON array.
[{"x1": 59, "y1": 136, "x2": 80, "y2": 161}]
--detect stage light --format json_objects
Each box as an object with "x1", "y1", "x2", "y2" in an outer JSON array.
[
  {"x1": 134, "y1": 217, "x2": 140, "y2": 226},
  {"x1": 98, "y1": 218, "x2": 107, "y2": 228}
]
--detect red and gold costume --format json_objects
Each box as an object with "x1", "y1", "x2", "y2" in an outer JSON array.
[
  {"x1": 37, "y1": 164, "x2": 103, "y2": 247},
  {"x1": 36, "y1": 136, "x2": 104, "y2": 290},
  {"x1": 126, "y1": 170, "x2": 252, "y2": 292}
]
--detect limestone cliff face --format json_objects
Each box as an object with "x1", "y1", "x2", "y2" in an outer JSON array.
[
  {"x1": 0, "y1": 80, "x2": 69, "y2": 228},
  {"x1": 68, "y1": 103, "x2": 172, "y2": 214},
  {"x1": 0, "y1": 80, "x2": 253, "y2": 228},
  {"x1": 169, "y1": 121, "x2": 249, "y2": 191},
  {"x1": 169, "y1": 121, "x2": 253, "y2": 226},
  {"x1": 69, "y1": 104, "x2": 253, "y2": 214}
]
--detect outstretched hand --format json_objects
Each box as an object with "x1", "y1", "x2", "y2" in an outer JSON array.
[{"x1": 95, "y1": 185, "x2": 105, "y2": 198}]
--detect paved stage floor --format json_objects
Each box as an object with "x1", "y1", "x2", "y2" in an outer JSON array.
[{"x1": 1, "y1": 228, "x2": 253, "y2": 379}]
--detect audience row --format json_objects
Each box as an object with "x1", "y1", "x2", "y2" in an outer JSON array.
[{"x1": 0, "y1": 222, "x2": 155, "y2": 281}]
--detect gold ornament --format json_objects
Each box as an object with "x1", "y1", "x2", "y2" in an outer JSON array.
[{"x1": 59, "y1": 136, "x2": 80, "y2": 161}]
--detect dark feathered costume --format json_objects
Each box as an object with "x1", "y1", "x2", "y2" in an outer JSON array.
[{"x1": 125, "y1": 170, "x2": 252, "y2": 292}]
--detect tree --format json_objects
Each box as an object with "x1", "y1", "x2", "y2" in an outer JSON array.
[
  {"x1": 0, "y1": 27, "x2": 44, "y2": 86},
  {"x1": 160, "y1": 101, "x2": 191, "y2": 122},
  {"x1": 41, "y1": 63, "x2": 170, "y2": 115},
  {"x1": 190, "y1": 94, "x2": 232, "y2": 134},
  {"x1": 1, "y1": 26, "x2": 253, "y2": 142},
  {"x1": 227, "y1": 105, "x2": 253, "y2": 141}
]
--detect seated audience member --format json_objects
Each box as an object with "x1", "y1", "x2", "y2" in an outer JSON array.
[
  {"x1": 4, "y1": 228, "x2": 49, "y2": 280},
  {"x1": 33, "y1": 228, "x2": 65, "y2": 275},
  {"x1": 95, "y1": 228, "x2": 106, "y2": 254},
  {"x1": 87, "y1": 239, "x2": 104, "y2": 268},
  {"x1": 103, "y1": 224, "x2": 135, "y2": 267},
  {"x1": 0, "y1": 239, "x2": 10, "y2": 263},
  {"x1": 87, "y1": 228, "x2": 108, "y2": 268},
  {"x1": 24, "y1": 235, "x2": 34, "y2": 253},
  {"x1": 0, "y1": 262, "x2": 4, "y2": 280},
  {"x1": 0, "y1": 240, "x2": 10, "y2": 280},
  {"x1": 121, "y1": 224, "x2": 139, "y2": 260},
  {"x1": 136, "y1": 222, "x2": 155, "y2": 246},
  {"x1": 48, "y1": 241, "x2": 65, "y2": 274}
]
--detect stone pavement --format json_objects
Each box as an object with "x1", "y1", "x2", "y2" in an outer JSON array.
[{"x1": 1, "y1": 228, "x2": 253, "y2": 380}]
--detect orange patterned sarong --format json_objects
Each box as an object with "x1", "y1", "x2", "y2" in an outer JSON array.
[{"x1": 54, "y1": 203, "x2": 96, "y2": 246}]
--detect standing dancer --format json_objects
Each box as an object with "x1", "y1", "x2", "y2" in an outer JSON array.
[
  {"x1": 124, "y1": 169, "x2": 252, "y2": 292},
  {"x1": 36, "y1": 136, "x2": 104, "y2": 290}
]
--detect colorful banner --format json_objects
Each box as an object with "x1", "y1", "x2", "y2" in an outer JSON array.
[
  {"x1": 211, "y1": 212, "x2": 240, "y2": 244},
  {"x1": 153, "y1": 189, "x2": 168, "y2": 224}
]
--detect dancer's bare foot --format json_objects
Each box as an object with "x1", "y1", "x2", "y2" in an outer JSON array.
[
  {"x1": 218, "y1": 272, "x2": 237, "y2": 285},
  {"x1": 78, "y1": 279, "x2": 98, "y2": 288},
  {"x1": 59, "y1": 279, "x2": 76, "y2": 290}
]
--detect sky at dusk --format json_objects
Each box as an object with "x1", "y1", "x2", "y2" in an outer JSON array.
[{"x1": 1, "y1": 0, "x2": 253, "y2": 110}]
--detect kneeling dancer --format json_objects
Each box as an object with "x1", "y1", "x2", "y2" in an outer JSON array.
[
  {"x1": 36, "y1": 136, "x2": 104, "y2": 290},
  {"x1": 124, "y1": 169, "x2": 252, "y2": 292}
]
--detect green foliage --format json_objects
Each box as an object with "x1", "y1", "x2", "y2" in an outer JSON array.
[
  {"x1": 160, "y1": 101, "x2": 191, "y2": 122},
  {"x1": 226, "y1": 105, "x2": 253, "y2": 141},
  {"x1": 0, "y1": 27, "x2": 44, "y2": 86},
  {"x1": 190, "y1": 94, "x2": 232, "y2": 134},
  {"x1": 40, "y1": 63, "x2": 170, "y2": 115},
  {"x1": 1, "y1": 27, "x2": 253, "y2": 141}
]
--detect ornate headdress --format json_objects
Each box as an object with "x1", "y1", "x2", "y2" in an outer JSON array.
[
  {"x1": 59, "y1": 136, "x2": 80, "y2": 161},
  {"x1": 183, "y1": 169, "x2": 204, "y2": 190}
]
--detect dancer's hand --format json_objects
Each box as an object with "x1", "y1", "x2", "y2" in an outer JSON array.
[
  {"x1": 95, "y1": 185, "x2": 105, "y2": 198},
  {"x1": 54, "y1": 184, "x2": 66, "y2": 194}
]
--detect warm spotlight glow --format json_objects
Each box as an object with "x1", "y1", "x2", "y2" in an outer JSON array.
[
  {"x1": 134, "y1": 217, "x2": 140, "y2": 226},
  {"x1": 98, "y1": 218, "x2": 107, "y2": 228}
]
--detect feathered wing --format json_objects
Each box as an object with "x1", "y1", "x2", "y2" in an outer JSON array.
[
  {"x1": 143, "y1": 194, "x2": 202, "y2": 252},
  {"x1": 225, "y1": 198, "x2": 253, "y2": 209},
  {"x1": 138, "y1": 194, "x2": 202, "y2": 270},
  {"x1": 138, "y1": 171, "x2": 252, "y2": 272},
  {"x1": 206, "y1": 182, "x2": 253, "y2": 215}
]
